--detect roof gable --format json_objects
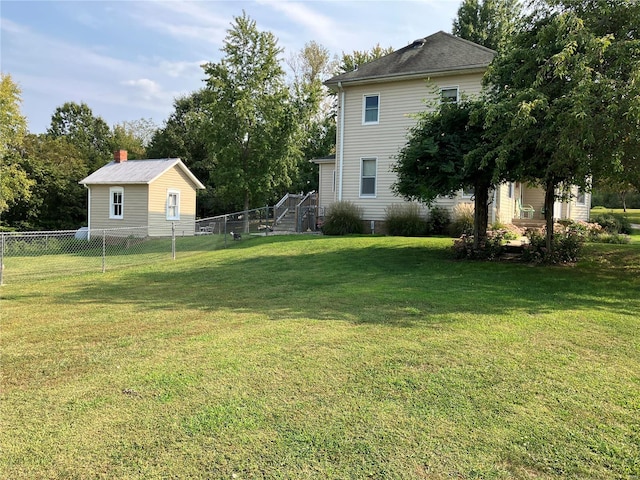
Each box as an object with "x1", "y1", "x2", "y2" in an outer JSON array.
[
  {"x1": 79, "y1": 158, "x2": 205, "y2": 189},
  {"x1": 326, "y1": 31, "x2": 496, "y2": 86}
]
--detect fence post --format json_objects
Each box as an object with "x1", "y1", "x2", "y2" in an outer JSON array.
[
  {"x1": 172, "y1": 222, "x2": 176, "y2": 260},
  {"x1": 224, "y1": 215, "x2": 228, "y2": 248},
  {"x1": 0, "y1": 233, "x2": 5, "y2": 286},
  {"x1": 102, "y1": 230, "x2": 106, "y2": 273},
  {"x1": 265, "y1": 205, "x2": 269, "y2": 236}
]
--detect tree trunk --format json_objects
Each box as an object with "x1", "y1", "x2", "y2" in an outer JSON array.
[
  {"x1": 243, "y1": 193, "x2": 250, "y2": 233},
  {"x1": 544, "y1": 180, "x2": 555, "y2": 254},
  {"x1": 473, "y1": 182, "x2": 490, "y2": 250},
  {"x1": 620, "y1": 191, "x2": 627, "y2": 212}
]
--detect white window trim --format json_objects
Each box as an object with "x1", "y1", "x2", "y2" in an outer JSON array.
[
  {"x1": 360, "y1": 157, "x2": 377, "y2": 198},
  {"x1": 441, "y1": 86, "x2": 460, "y2": 104},
  {"x1": 362, "y1": 93, "x2": 380, "y2": 125},
  {"x1": 109, "y1": 186, "x2": 124, "y2": 220},
  {"x1": 166, "y1": 189, "x2": 181, "y2": 220}
]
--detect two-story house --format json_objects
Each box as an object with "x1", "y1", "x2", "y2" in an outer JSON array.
[{"x1": 313, "y1": 31, "x2": 591, "y2": 233}]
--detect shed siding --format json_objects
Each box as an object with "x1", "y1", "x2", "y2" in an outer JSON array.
[
  {"x1": 337, "y1": 73, "x2": 486, "y2": 220},
  {"x1": 89, "y1": 184, "x2": 148, "y2": 232},
  {"x1": 148, "y1": 166, "x2": 198, "y2": 236}
]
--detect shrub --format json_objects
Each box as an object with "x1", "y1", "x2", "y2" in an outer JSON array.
[
  {"x1": 592, "y1": 214, "x2": 620, "y2": 234},
  {"x1": 426, "y1": 206, "x2": 450, "y2": 236},
  {"x1": 384, "y1": 204, "x2": 427, "y2": 236},
  {"x1": 321, "y1": 201, "x2": 364, "y2": 235},
  {"x1": 522, "y1": 223, "x2": 586, "y2": 264},
  {"x1": 452, "y1": 230, "x2": 508, "y2": 260},
  {"x1": 449, "y1": 203, "x2": 474, "y2": 237}
]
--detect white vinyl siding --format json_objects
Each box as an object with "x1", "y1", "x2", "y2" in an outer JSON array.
[
  {"x1": 166, "y1": 190, "x2": 180, "y2": 220},
  {"x1": 360, "y1": 158, "x2": 377, "y2": 197},
  {"x1": 336, "y1": 73, "x2": 485, "y2": 220},
  {"x1": 109, "y1": 187, "x2": 124, "y2": 219},
  {"x1": 362, "y1": 94, "x2": 380, "y2": 124}
]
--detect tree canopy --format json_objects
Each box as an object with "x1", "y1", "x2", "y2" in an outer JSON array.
[
  {"x1": 452, "y1": 0, "x2": 522, "y2": 51},
  {"x1": 393, "y1": 99, "x2": 494, "y2": 247},
  {"x1": 201, "y1": 12, "x2": 297, "y2": 217},
  {"x1": 0, "y1": 74, "x2": 33, "y2": 219},
  {"x1": 47, "y1": 101, "x2": 112, "y2": 172}
]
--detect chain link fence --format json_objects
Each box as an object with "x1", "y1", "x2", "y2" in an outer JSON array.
[{"x1": 0, "y1": 207, "x2": 275, "y2": 285}]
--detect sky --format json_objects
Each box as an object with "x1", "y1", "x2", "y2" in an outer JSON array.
[{"x1": 1, "y1": 0, "x2": 462, "y2": 134}]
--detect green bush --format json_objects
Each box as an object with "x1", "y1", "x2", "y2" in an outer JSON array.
[
  {"x1": 449, "y1": 203, "x2": 474, "y2": 237},
  {"x1": 384, "y1": 204, "x2": 426, "y2": 236},
  {"x1": 592, "y1": 214, "x2": 632, "y2": 235},
  {"x1": 522, "y1": 224, "x2": 585, "y2": 264},
  {"x1": 592, "y1": 233, "x2": 631, "y2": 244},
  {"x1": 452, "y1": 230, "x2": 508, "y2": 260},
  {"x1": 322, "y1": 201, "x2": 364, "y2": 236},
  {"x1": 426, "y1": 206, "x2": 450, "y2": 236}
]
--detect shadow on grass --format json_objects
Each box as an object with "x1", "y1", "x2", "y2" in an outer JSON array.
[{"x1": 58, "y1": 236, "x2": 640, "y2": 325}]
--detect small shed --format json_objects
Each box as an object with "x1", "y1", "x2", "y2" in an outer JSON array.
[{"x1": 79, "y1": 150, "x2": 205, "y2": 237}]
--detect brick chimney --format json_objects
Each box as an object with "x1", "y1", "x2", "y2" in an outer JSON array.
[{"x1": 114, "y1": 149, "x2": 128, "y2": 163}]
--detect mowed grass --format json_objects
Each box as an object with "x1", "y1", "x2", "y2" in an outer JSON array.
[{"x1": 1, "y1": 235, "x2": 639, "y2": 479}]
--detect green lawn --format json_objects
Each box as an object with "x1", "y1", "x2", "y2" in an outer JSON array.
[{"x1": 2, "y1": 236, "x2": 639, "y2": 479}]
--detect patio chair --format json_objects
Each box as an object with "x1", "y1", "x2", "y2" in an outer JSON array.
[{"x1": 517, "y1": 199, "x2": 535, "y2": 219}]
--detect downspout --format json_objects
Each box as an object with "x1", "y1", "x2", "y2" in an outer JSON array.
[
  {"x1": 338, "y1": 81, "x2": 345, "y2": 201},
  {"x1": 85, "y1": 185, "x2": 91, "y2": 241}
]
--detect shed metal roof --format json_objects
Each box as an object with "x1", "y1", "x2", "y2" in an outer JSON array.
[{"x1": 79, "y1": 158, "x2": 205, "y2": 189}]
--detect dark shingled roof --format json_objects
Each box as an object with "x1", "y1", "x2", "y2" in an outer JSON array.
[{"x1": 325, "y1": 31, "x2": 496, "y2": 87}]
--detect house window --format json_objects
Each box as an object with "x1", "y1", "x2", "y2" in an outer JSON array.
[
  {"x1": 363, "y1": 94, "x2": 379, "y2": 124},
  {"x1": 167, "y1": 190, "x2": 180, "y2": 220},
  {"x1": 360, "y1": 158, "x2": 377, "y2": 196},
  {"x1": 441, "y1": 87, "x2": 459, "y2": 104},
  {"x1": 576, "y1": 190, "x2": 586, "y2": 205},
  {"x1": 110, "y1": 187, "x2": 124, "y2": 219},
  {"x1": 462, "y1": 186, "x2": 475, "y2": 198},
  {"x1": 507, "y1": 182, "x2": 514, "y2": 199}
]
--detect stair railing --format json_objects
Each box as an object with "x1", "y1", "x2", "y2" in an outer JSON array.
[
  {"x1": 295, "y1": 191, "x2": 317, "y2": 232},
  {"x1": 274, "y1": 193, "x2": 303, "y2": 226}
]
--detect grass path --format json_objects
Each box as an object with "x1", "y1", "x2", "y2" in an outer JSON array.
[{"x1": 2, "y1": 236, "x2": 639, "y2": 479}]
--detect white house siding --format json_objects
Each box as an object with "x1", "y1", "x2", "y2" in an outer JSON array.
[
  {"x1": 88, "y1": 184, "x2": 148, "y2": 233},
  {"x1": 317, "y1": 162, "x2": 336, "y2": 214},
  {"x1": 494, "y1": 183, "x2": 516, "y2": 223},
  {"x1": 148, "y1": 166, "x2": 198, "y2": 236},
  {"x1": 337, "y1": 72, "x2": 486, "y2": 221},
  {"x1": 567, "y1": 187, "x2": 591, "y2": 221}
]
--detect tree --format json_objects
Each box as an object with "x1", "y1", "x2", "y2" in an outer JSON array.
[
  {"x1": 47, "y1": 102, "x2": 112, "y2": 172},
  {"x1": 482, "y1": 0, "x2": 640, "y2": 252},
  {"x1": 393, "y1": 99, "x2": 495, "y2": 248},
  {"x1": 337, "y1": 44, "x2": 394, "y2": 75},
  {"x1": 452, "y1": 0, "x2": 522, "y2": 51},
  {"x1": 3, "y1": 135, "x2": 87, "y2": 230},
  {"x1": 201, "y1": 12, "x2": 296, "y2": 225},
  {"x1": 0, "y1": 73, "x2": 33, "y2": 219},
  {"x1": 109, "y1": 118, "x2": 158, "y2": 160},
  {"x1": 287, "y1": 41, "x2": 336, "y2": 193}
]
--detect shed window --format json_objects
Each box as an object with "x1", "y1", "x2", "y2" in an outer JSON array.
[
  {"x1": 167, "y1": 190, "x2": 180, "y2": 220},
  {"x1": 110, "y1": 187, "x2": 124, "y2": 219}
]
